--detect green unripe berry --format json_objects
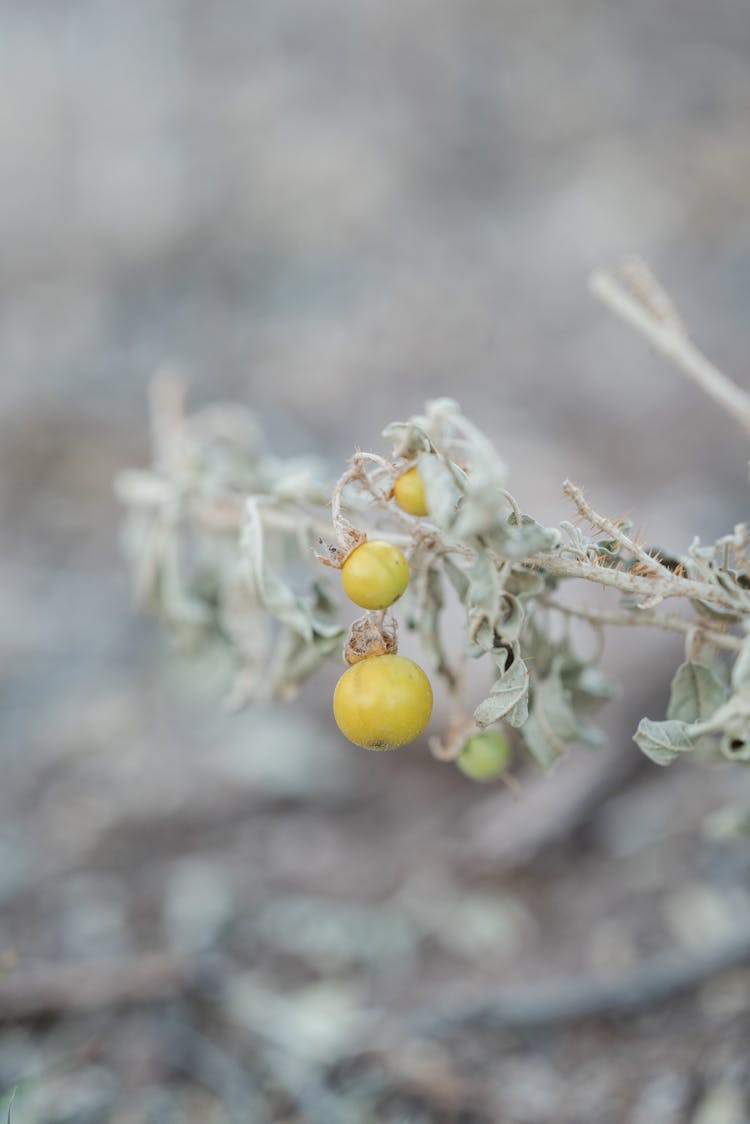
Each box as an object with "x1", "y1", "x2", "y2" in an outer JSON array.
[{"x1": 456, "y1": 730, "x2": 512, "y2": 781}]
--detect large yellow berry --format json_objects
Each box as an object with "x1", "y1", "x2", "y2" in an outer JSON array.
[
  {"x1": 456, "y1": 730, "x2": 512, "y2": 781},
  {"x1": 393, "y1": 466, "x2": 429, "y2": 517},
  {"x1": 340, "y1": 540, "x2": 409, "y2": 610},
  {"x1": 333, "y1": 655, "x2": 433, "y2": 749}
]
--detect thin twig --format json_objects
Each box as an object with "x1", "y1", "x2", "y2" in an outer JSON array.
[
  {"x1": 542, "y1": 597, "x2": 743, "y2": 652},
  {"x1": 590, "y1": 263, "x2": 750, "y2": 440},
  {"x1": 527, "y1": 552, "x2": 744, "y2": 614},
  {"x1": 619, "y1": 255, "x2": 686, "y2": 333},
  {"x1": 329, "y1": 452, "x2": 416, "y2": 552},
  {"x1": 563, "y1": 480, "x2": 676, "y2": 581}
]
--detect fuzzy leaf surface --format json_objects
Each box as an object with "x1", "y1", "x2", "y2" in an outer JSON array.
[
  {"x1": 667, "y1": 661, "x2": 727, "y2": 724},
  {"x1": 474, "y1": 659, "x2": 530, "y2": 728},
  {"x1": 634, "y1": 718, "x2": 698, "y2": 766}
]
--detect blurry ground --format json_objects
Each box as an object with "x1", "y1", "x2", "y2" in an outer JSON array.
[{"x1": 2, "y1": 1, "x2": 750, "y2": 1121}]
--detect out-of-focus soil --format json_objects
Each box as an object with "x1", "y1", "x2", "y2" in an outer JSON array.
[{"x1": 2, "y1": 2, "x2": 750, "y2": 1121}]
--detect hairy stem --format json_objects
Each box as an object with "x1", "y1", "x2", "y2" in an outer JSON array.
[{"x1": 542, "y1": 597, "x2": 743, "y2": 652}]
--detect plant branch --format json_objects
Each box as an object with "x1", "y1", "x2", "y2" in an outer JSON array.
[
  {"x1": 563, "y1": 479, "x2": 676, "y2": 580},
  {"x1": 542, "y1": 597, "x2": 743, "y2": 652},
  {"x1": 590, "y1": 260, "x2": 750, "y2": 440},
  {"x1": 529, "y1": 551, "x2": 745, "y2": 614}
]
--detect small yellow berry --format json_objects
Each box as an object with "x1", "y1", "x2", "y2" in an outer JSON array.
[
  {"x1": 393, "y1": 466, "x2": 429, "y2": 517},
  {"x1": 333, "y1": 654, "x2": 433, "y2": 749},
  {"x1": 456, "y1": 730, "x2": 512, "y2": 781},
  {"x1": 341, "y1": 540, "x2": 409, "y2": 610}
]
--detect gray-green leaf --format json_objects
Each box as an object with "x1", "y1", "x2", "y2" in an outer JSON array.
[
  {"x1": 416, "y1": 452, "x2": 463, "y2": 532},
  {"x1": 520, "y1": 712, "x2": 565, "y2": 768},
  {"x1": 667, "y1": 661, "x2": 727, "y2": 724},
  {"x1": 241, "y1": 498, "x2": 345, "y2": 647},
  {"x1": 442, "y1": 556, "x2": 470, "y2": 600},
  {"x1": 382, "y1": 419, "x2": 432, "y2": 458},
  {"x1": 731, "y1": 631, "x2": 750, "y2": 692},
  {"x1": 271, "y1": 624, "x2": 345, "y2": 698},
  {"x1": 473, "y1": 659, "x2": 530, "y2": 728},
  {"x1": 520, "y1": 662, "x2": 578, "y2": 767},
  {"x1": 634, "y1": 718, "x2": 698, "y2": 766},
  {"x1": 486, "y1": 516, "x2": 561, "y2": 560},
  {"x1": 569, "y1": 665, "x2": 619, "y2": 712},
  {"x1": 241, "y1": 499, "x2": 314, "y2": 636},
  {"x1": 504, "y1": 567, "x2": 548, "y2": 598}
]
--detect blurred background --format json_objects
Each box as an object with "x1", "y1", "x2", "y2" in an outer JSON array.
[{"x1": 2, "y1": 1, "x2": 750, "y2": 1121}]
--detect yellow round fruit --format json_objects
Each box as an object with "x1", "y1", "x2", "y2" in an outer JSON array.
[
  {"x1": 393, "y1": 466, "x2": 428, "y2": 517},
  {"x1": 340, "y1": 540, "x2": 409, "y2": 610},
  {"x1": 456, "y1": 730, "x2": 512, "y2": 781},
  {"x1": 333, "y1": 654, "x2": 433, "y2": 749}
]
